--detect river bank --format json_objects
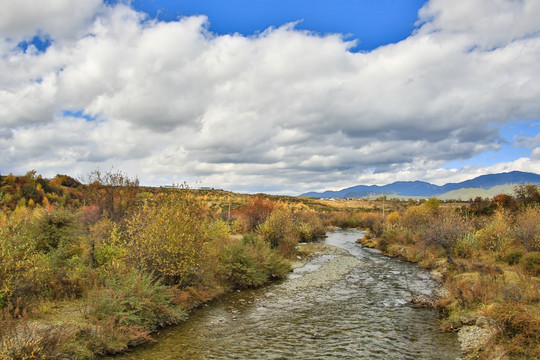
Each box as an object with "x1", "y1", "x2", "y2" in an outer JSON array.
[
  {"x1": 110, "y1": 229, "x2": 460, "y2": 360},
  {"x1": 356, "y1": 234, "x2": 508, "y2": 360}
]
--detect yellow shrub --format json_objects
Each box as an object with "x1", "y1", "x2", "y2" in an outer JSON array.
[{"x1": 126, "y1": 193, "x2": 212, "y2": 286}]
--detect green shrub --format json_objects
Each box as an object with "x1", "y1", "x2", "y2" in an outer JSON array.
[
  {"x1": 521, "y1": 251, "x2": 540, "y2": 276},
  {"x1": 501, "y1": 249, "x2": 524, "y2": 266},
  {"x1": 219, "y1": 237, "x2": 289, "y2": 289},
  {"x1": 84, "y1": 269, "x2": 184, "y2": 349},
  {"x1": 32, "y1": 210, "x2": 79, "y2": 253},
  {"x1": 453, "y1": 233, "x2": 479, "y2": 259},
  {"x1": 220, "y1": 240, "x2": 267, "y2": 288}
]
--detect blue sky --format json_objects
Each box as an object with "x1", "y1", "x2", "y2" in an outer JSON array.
[
  {"x1": 129, "y1": 0, "x2": 426, "y2": 51},
  {"x1": 1, "y1": 0, "x2": 539, "y2": 193}
]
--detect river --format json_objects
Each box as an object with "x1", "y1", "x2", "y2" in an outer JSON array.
[{"x1": 110, "y1": 229, "x2": 460, "y2": 359}]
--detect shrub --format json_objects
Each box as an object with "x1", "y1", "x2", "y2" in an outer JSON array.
[
  {"x1": 219, "y1": 240, "x2": 267, "y2": 288},
  {"x1": 476, "y1": 210, "x2": 513, "y2": 253},
  {"x1": 258, "y1": 206, "x2": 298, "y2": 257},
  {"x1": 0, "y1": 208, "x2": 45, "y2": 309},
  {"x1": 218, "y1": 237, "x2": 289, "y2": 289},
  {"x1": 501, "y1": 249, "x2": 524, "y2": 266},
  {"x1": 452, "y1": 233, "x2": 479, "y2": 259},
  {"x1": 486, "y1": 301, "x2": 540, "y2": 358},
  {"x1": 32, "y1": 210, "x2": 79, "y2": 253},
  {"x1": 84, "y1": 269, "x2": 185, "y2": 349},
  {"x1": 449, "y1": 272, "x2": 503, "y2": 307},
  {"x1": 401, "y1": 205, "x2": 432, "y2": 231},
  {"x1": 514, "y1": 206, "x2": 540, "y2": 251},
  {"x1": 238, "y1": 195, "x2": 274, "y2": 231},
  {"x1": 294, "y1": 210, "x2": 325, "y2": 241},
  {"x1": 385, "y1": 211, "x2": 401, "y2": 225},
  {"x1": 521, "y1": 251, "x2": 540, "y2": 276},
  {"x1": 423, "y1": 210, "x2": 468, "y2": 267},
  {"x1": 381, "y1": 225, "x2": 415, "y2": 246},
  {"x1": 126, "y1": 192, "x2": 211, "y2": 286},
  {"x1": 0, "y1": 306, "x2": 70, "y2": 360}
]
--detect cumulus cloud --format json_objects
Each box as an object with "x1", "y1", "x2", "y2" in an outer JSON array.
[
  {"x1": 0, "y1": 0, "x2": 103, "y2": 43},
  {"x1": 1, "y1": 0, "x2": 540, "y2": 193}
]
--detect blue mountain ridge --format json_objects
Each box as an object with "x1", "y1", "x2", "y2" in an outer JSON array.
[{"x1": 300, "y1": 171, "x2": 540, "y2": 199}]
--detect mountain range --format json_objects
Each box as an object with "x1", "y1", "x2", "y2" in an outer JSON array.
[{"x1": 300, "y1": 171, "x2": 540, "y2": 199}]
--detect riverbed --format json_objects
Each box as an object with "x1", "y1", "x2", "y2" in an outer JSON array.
[{"x1": 110, "y1": 229, "x2": 460, "y2": 359}]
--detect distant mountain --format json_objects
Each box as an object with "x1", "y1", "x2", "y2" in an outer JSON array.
[{"x1": 300, "y1": 171, "x2": 540, "y2": 199}]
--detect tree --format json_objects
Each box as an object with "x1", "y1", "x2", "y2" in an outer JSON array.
[
  {"x1": 515, "y1": 184, "x2": 540, "y2": 206},
  {"x1": 83, "y1": 169, "x2": 140, "y2": 222},
  {"x1": 492, "y1": 194, "x2": 515, "y2": 209},
  {"x1": 239, "y1": 195, "x2": 274, "y2": 231}
]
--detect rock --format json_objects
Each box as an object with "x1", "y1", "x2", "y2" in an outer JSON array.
[
  {"x1": 409, "y1": 294, "x2": 435, "y2": 307},
  {"x1": 458, "y1": 322, "x2": 500, "y2": 360}
]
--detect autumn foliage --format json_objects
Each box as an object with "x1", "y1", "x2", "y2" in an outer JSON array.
[{"x1": 0, "y1": 170, "x2": 328, "y2": 358}]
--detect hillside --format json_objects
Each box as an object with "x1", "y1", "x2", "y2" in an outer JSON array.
[{"x1": 301, "y1": 171, "x2": 540, "y2": 199}]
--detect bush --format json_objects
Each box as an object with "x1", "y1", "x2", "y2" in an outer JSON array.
[
  {"x1": 126, "y1": 192, "x2": 211, "y2": 286},
  {"x1": 486, "y1": 301, "x2": 540, "y2": 358},
  {"x1": 452, "y1": 233, "x2": 479, "y2": 259},
  {"x1": 476, "y1": 210, "x2": 514, "y2": 253},
  {"x1": 84, "y1": 269, "x2": 185, "y2": 350},
  {"x1": 521, "y1": 251, "x2": 540, "y2": 276},
  {"x1": 0, "y1": 208, "x2": 45, "y2": 309},
  {"x1": 381, "y1": 225, "x2": 415, "y2": 246},
  {"x1": 32, "y1": 210, "x2": 79, "y2": 253},
  {"x1": 219, "y1": 240, "x2": 267, "y2": 288},
  {"x1": 514, "y1": 206, "x2": 540, "y2": 251},
  {"x1": 219, "y1": 236, "x2": 289, "y2": 289},
  {"x1": 501, "y1": 249, "x2": 524, "y2": 266},
  {"x1": 258, "y1": 206, "x2": 298, "y2": 257},
  {"x1": 294, "y1": 210, "x2": 325, "y2": 242},
  {"x1": 0, "y1": 306, "x2": 70, "y2": 360}
]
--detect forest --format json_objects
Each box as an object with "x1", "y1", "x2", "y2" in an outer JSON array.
[{"x1": 0, "y1": 170, "x2": 539, "y2": 359}]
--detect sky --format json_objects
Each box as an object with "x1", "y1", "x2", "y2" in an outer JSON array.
[{"x1": 1, "y1": 0, "x2": 540, "y2": 195}]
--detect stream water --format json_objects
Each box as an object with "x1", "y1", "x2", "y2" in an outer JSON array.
[{"x1": 110, "y1": 229, "x2": 460, "y2": 359}]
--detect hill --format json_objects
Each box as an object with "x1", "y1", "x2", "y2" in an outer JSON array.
[{"x1": 301, "y1": 171, "x2": 540, "y2": 199}]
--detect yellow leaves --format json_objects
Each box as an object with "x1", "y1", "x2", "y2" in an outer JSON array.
[{"x1": 126, "y1": 192, "x2": 212, "y2": 285}]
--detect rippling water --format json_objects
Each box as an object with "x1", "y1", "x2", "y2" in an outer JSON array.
[{"x1": 110, "y1": 229, "x2": 459, "y2": 360}]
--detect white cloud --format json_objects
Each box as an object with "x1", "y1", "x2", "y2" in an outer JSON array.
[
  {"x1": 1, "y1": 1, "x2": 540, "y2": 193},
  {"x1": 0, "y1": 0, "x2": 103, "y2": 43}
]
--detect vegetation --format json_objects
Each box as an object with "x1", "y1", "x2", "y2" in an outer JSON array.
[
  {"x1": 355, "y1": 185, "x2": 540, "y2": 359},
  {"x1": 1, "y1": 170, "x2": 538, "y2": 358},
  {"x1": 0, "y1": 170, "x2": 327, "y2": 358}
]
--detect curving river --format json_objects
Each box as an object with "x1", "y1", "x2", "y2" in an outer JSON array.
[{"x1": 110, "y1": 229, "x2": 460, "y2": 359}]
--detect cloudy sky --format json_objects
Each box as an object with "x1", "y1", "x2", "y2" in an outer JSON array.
[{"x1": 1, "y1": 0, "x2": 540, "y2": 194}]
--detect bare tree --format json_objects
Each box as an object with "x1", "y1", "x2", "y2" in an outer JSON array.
[{"x1": 423, "y1": 210, "x2": 468, "y2": 268}]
